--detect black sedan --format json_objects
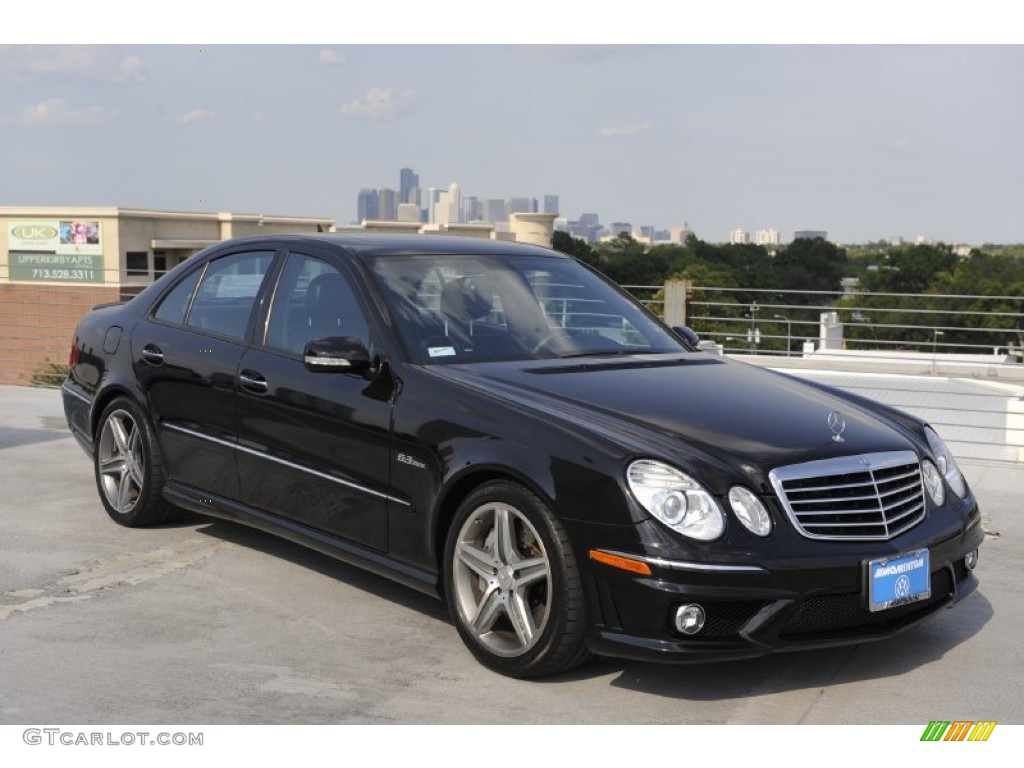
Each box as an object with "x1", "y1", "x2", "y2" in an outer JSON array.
[{"x1": 62, "y1": 234, "x2": 983, "y2": 678}]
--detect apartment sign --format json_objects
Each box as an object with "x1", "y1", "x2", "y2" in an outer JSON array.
[{"x1": 7, "y1": 220, "x2": 104, "y2": 283}]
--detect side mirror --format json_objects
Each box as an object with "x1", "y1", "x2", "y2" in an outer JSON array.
[
  {"x1": 672, "y1": 325, "x2": 700, "y2": 349},
  {"x1": 303, "y1": 336, "x2": 371, "y2": 374}
]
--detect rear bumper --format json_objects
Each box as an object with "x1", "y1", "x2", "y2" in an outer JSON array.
[{"x1": 61, "y1": 381, "x2": 95, "y2": 456}]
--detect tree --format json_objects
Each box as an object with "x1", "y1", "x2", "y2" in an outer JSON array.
[
  {"x1": 773, "y1": 237, "x2": 848, "y2": 296},
  {"x1": 551, "y1": 231, "x2": 595, "y2": 265}
]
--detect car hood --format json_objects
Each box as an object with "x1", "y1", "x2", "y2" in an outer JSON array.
[{"x1": 431, "y1": 354, "x2": 920, "y2": 486}]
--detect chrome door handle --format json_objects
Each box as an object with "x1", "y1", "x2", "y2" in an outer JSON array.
[
  {"x1": 141, "y1": 345, "x2": 164, "y2": 365},
  {"x1": 239, "y1": 370, "x2": 269, "y2": 394}
]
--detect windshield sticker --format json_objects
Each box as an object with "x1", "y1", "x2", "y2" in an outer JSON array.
[{"x1": 428, "y1": 346, "x2": 457, "y2": 358}]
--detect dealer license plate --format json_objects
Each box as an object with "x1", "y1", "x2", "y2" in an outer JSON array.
[{"x1": 866, "y1": 549, "x2": 930, "y2": 612}]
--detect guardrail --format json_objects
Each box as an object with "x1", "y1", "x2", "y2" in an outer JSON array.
[
  {"x1": 772, "y1": 367, "x2": 1024, "y2": 464},
  {"x1": 623, "y1": 284, "x2": 1024, "y2": 361}
]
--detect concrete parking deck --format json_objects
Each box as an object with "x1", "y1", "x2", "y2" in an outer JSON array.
[{"x1": 0, "y1": 384, "x2": 1020, "y2": 724}]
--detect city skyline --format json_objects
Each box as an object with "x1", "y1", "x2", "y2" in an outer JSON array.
[{"x1": 2, "y1": 44, "x2": 1022, "y2": 244}]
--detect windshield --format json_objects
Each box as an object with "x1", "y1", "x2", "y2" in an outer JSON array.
[{"x1": 370, "y1": 254, "x2": 686, "y2": 364}]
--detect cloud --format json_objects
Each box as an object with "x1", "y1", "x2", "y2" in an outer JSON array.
[
  {"x1": 594, "y1": 121, "x2": 654, "y2": 137},
  {"x1": 318, "y1": 49, "x2": 347, "y2": 65},
  {"x1": 178, "y1": 109, "x2": 217, "y2": 124},
  {"x1": 0, "y1": 45, "x2": 146, "y2": 83},
  {"x1": 531, "y1": 45, "x2": 653, "y2": 65},
  {"x1": 7, "y1": 98, "x2": 117, "y2": 125},
  {"x1": 340, "y1": 87, "x2": 411, "y2": 120},
  {"x1": 113, "y1": 55, "x2": 145, "y2": 84}
]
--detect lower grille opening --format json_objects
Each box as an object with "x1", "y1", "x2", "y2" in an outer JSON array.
[
  {"x1": 781, "y1": 568, "x2": 954, "y2": 638},
  {"x1": 668, "y1": 600, "x2": 769, "y2": 640}
]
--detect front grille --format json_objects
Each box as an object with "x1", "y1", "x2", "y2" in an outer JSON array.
[
  {"x1": 782, "y1": 567, "x2": 953, "y2": 637},
  {"x1": 769, "y1": 451, "x2": 926, "y2": 541}
]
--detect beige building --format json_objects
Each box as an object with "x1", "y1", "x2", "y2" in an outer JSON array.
[
  {"x1": 1, "y1": 206, "x2": 558, "y2": 385},
  {"x1": 729, "y1": 228, "x2": 750, "y2": 245},
  {"x1": 358, "y1": 212, "x2": 557, "y2": 249},
  {"x1": 0, "y1": 207, "x2": 333, "y2": 385}
]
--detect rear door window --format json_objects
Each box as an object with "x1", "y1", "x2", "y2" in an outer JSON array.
[
  {"x1": 153, "y1": 268, "x2": 202, "y2": 326},
  {"x1": 184, "y1": 251, "x2": 275, "y2": 340}
]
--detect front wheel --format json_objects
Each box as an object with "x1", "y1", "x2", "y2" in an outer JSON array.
[
  {"x1": 443, "y1": 481, "x2": 590, "y2": 678},
  {"x1": 94, "y1": 397, "x2": 179, "y2": 527}
]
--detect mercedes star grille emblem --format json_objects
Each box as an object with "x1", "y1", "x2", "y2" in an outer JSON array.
[{"x1": 828, "y1": 411, "x2": 846, "y2": 443}]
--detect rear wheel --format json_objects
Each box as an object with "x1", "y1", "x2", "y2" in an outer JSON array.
[
  {"x1": 444, "y1": 481, "x2": 590, "y2": 678},
  {"x1": 94, "y1": 397, "x2": 179, "y2": 526}
]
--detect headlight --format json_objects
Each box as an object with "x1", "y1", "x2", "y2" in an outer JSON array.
[
  {"x1": 627, "y1": 460, "x2": 725, "y2": 541},
  {"x1": 728, "y1": 486, "x2": 772, "y2": 536},
  {"x1": 925, "y1": 427, "x2": 967, "y2": 499},
  {"x1": 922, "y1": 459, "x2": 945, "y2": 507}
]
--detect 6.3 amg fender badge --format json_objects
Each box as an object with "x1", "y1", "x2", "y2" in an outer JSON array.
[
  {"x1": 828, "y1": 410, "x2": 846, "y2": 442},
  {"x1": 396, "y1": 452, "x2": 426, "y2": 470}
]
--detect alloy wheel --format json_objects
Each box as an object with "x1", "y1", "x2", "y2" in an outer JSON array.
[
  {"x1": 97, "y1": 409, "x2": 145, "y2": 515},
  {"x1": 451, "y1": 502, "x2": 552, "y2": 658}
]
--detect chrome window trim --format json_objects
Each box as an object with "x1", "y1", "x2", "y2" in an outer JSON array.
[
  {"x1": 595, "y1": 548, "x2": 766, "y2": 573},
  {"x1": 769, "y1": 450, "x2": 924, "y2": 542},
  {"x1": 162, "y1": 422, "x2": 410, "y2": 507}
]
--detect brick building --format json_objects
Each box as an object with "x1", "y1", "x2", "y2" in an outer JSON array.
[{"x1": 0, "y1": 207, "x2": 333, "y2": 384}]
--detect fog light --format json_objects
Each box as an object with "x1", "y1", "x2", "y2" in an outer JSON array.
[
  {"x1": 965, "y1": 549, "x2": 979, "y2": 571},
  {"x1": 674, "y1": 604, "x2": 706, "y2": 635}
]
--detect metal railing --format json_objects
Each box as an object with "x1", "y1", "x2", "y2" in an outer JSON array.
[{"x1": 623, "y1": 284, "x2": 1024, "y2": 360}]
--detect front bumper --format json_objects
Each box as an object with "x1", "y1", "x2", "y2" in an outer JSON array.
[{"x1": 579, "y1": 507, "x2": 984, "y2": 664}]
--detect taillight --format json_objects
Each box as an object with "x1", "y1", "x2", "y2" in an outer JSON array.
[{"x1": 69, "y1": 337, "x2": 80, "y2": 368}]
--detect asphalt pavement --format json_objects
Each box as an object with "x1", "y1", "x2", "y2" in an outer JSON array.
[{"x1": 0, "y1": 384, "x2": 1020, "y2": 724}]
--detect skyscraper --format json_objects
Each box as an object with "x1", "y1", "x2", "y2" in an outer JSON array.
[
  {"x1": 433, "y1": 182, "x2": 461, "y2": 225},
  {"x1": 399, "y1": 167, "x2": 419, "y2": 205},
  {"x1": 425, "y1": 187, "x2": 441, "y2": 223},
  {"x1": 670, "y1": 225, "x2": 692, "y2": 244},
  {"x1": 377, "y1": 188, "x2": 397, "y2": 221},
  {"x1": 543, "y1": 195, "x2": 559, "y2": 215},
  {"x1": 357, "y1": 188, "x2": 379, "y2": 222},
  {"x1": 576, "y1": 213, "x2": 601, "y2": 242},
  {"x1": 396, "y1": 203, "x2": 421, "y2": 223},
  {"x1": 507, "y1": 197, "x2": 534, "y2": 215},
  {"x1": 481, "y1": 199, "x2": 508, "y2": 223},
  {"x1": 729, "y1": 228, "x2": 750, "y2": 245},
  {"x1": 462, "y1": 196, "x2": 481, "y2": 223}
]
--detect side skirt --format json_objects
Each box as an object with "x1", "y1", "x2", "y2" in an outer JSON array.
[{"x1": 163, "y1": 481, "x2": 441, "y2": 598}]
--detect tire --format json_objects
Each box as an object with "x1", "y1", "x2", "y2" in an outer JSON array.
[
  {"x1": 94, "y1": 397, "x2": 179, "y2": 527},
  {"x1": 443, "y1": 480, "x2": 591, "y2": 678}
]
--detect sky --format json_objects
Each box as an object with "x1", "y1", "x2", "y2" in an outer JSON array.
[{"x1": 2, "y1": 6, "x2": 1022, "y2": 245}]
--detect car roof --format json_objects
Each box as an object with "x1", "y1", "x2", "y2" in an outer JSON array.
[{"x1": 212, "y1": 233, "x2": 568, "y2": 261}]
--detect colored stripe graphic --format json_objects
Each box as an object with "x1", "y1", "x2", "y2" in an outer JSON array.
[
  {"x1": 968, "y1": 722, "x2": 997, "y2": 742},
  {"x1": 920, "y1": 721, "x2": 996, "y2": 742},
  {"x1": 945, "y1": 721, "x2": 974, "y2": 741}
]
